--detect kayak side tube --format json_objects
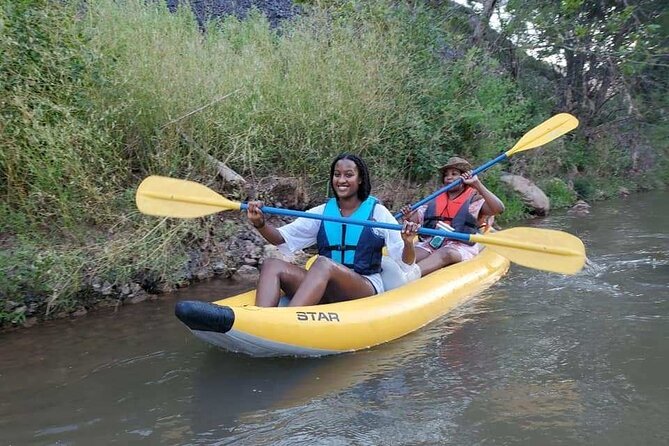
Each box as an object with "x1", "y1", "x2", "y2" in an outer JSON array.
[
  {"x1": 174, "y1": 248, "x2": 509, "y2": 357},
  {"x1": 175, "y1": 300, "x2": 341, "y2": 356}
]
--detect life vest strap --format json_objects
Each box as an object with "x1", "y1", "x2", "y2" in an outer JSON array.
[
  {"x1": 322, "y1": 244, "x2": 358, "y2": 252},
  {"x1": 425, "y1": 215, "x2": 478, "y2": 229}
]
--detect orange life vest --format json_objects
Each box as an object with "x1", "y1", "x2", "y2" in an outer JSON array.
[{"x1": 425, "y1": 187, "x2": 479, "y2": 236}]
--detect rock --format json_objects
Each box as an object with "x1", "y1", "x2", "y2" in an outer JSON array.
[
  {"x1": 119, "y1": 283, "x2": 131, "y2": 296},
  {"x1": 168, "y1": 0, "x2": 302, "y2": 29},
  {"x1": 234, "y1": 265, "x2": 260, "y2": 282},
  {"x1": 262, "y1": 244, "x2": 312, "y2": 266},
  {"x1": 243, "y1": 257, "x2": 258, "y2": 266},
  {"x1": 95, "y1": 299, "x2": 120, "y2": 309},
  {"x1": 292, "y1": 250, "x2": 313, "y2": 267},
  {"x1": 12, "y1": 305, "x2": 27, "y2": 319},
  {"x1": 195, "y1": 268, "x2": 211, "y2": 281},
  {"x1": 500, "y1": 173, "x2": 550, "y2": 215},
  {"x1": 619, "y1": 187, "x2": 630, "y2": 197},
  {"x1": 71, "y1": 307, "x2": 88, "y2": 317},
  {"x1": 101, "y1": 281, "x2": 114, "y2": 295},
  {"x1": 212, "y1": 261, "x2": 227, "y2": 274},
  {"x1": 128, "y1": 292, "x2": 149, "y2": 304},
  {"x1": 4, "y1": 300, "x2": 19, "y2": 312},
  {"x1": 568, "y1": 200, "x2": 591, "y2": 215},
  {"x1": 255, "y1": 176, "x2": 307, "y2": 210},
  {"x1": 263, "y1": 244, "x2": 292, "y2": 262},
  {"x1": 22, "y1": 317, "x2": 38, "y2": 328}
]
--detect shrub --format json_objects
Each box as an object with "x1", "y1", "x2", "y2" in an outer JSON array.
[{"x1": 543, "y1": 178, "x2": 577, "y2": 209}]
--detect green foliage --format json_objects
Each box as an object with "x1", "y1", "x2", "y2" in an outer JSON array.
[
  {"x1": 503, "y1": 0, "x2": 667, "y2": 132},
  {"x1": 0, "y1": 217, "x2": 207, "y2": 311},
  {"x1": 0, "y1": 241, "x2": 83, "y2": 314},
  {"x1": 478, "y1": 172, "x2": 528, "y2": 223},
  {"x1": 79, "y1": 0, "x2": 535, "y2": 186},
  {"x1": 0, "y1": 0, "x2": 665, "y2": 324},
  {"x1": 89, "y1": 219, "x2": 195, "y2": 289},
  {"x1": 0, "y1": 0, "x2": 126, "y2": 229},
  {"x1": 572, "y1": 177, "x2": 598, "y2": 200},
  {"x1": 493, "y1": 191, "x2": 527, "y2": 225},
  {"x1": 0, "y1": 308, "x2": 26, "y2": 326},
  {"x1": 542, "y1": 178, "x2": 578, "y2": 209}
]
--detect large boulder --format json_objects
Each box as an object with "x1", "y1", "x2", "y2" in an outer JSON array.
[
  {"x1": 500, "y1": 173, "x2": 550, "y2": 216},
  {"x1": 166, "y1": 0, "x2": 301, "y2": 29}
]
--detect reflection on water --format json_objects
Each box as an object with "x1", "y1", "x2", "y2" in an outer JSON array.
[{"x1": 0, "y1": 192, "x2": 668, "y2": 445}]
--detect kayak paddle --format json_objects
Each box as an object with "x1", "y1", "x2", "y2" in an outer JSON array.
[
  {"x1": 136, "y1": 176, "x2": 586, "y2": 274},
  {"x1": 395, "y1": 113, "x2": 579, "y2": 219}
]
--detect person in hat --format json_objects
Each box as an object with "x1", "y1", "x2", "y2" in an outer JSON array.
[{"x1": 400, "y1": 156, "x2": 505, "y2": 276}]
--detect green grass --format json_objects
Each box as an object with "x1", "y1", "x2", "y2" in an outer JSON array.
[{"x1": 542, "y1": 178, "x2": 578, "y2": 209}]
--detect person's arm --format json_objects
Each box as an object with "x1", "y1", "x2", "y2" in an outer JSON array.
[
  {"x1": 400, "y1": 220, "x2": 418, "y2": 264},
  {"x1": 375, "y1": 206, "x2": 418, "y2": 266},
  {"x1": 461, "y1": 171, "x2": 505, "y2": 216},
  {"x1": 248, "y1": 202, "x2": 324, "y2": 253}
]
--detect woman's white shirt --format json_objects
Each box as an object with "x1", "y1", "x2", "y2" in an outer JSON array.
[{"x1": 276, "y1": 203, "x2": 413, "y2": 270}]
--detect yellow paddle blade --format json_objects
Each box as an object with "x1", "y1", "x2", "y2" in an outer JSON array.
[
  {"x1": 507, "y1": 113, "x2": 579, "y2": 157},
  {"x1": 471, "y1": 227, "x2": 586, "y2": 275},
  {"x1": 136, "y1": 176, "x2": 241, "y2": 218}
]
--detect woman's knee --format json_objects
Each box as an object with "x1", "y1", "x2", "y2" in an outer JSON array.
[
  {"x1": 309, "y1": 256, "x2": 338, "y2": 274},
  {"x1": 259, "y1": 258, "x2": 293, "y2": 280},
  {"x1": 435, "y1": 248, "x2": 459, "y2": 266},
  {"x1": 260, "y1": 257, "x2": 288, "y2": 272}
]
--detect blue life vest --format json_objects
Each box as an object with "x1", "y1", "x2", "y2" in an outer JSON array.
[{"x1": 316, "y1": 197, "x2": 385, "y2": 275}]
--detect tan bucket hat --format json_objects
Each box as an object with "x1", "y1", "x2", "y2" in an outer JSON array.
[{"x1": 439, "y1": 156, "x2": 472, "y2": 174}]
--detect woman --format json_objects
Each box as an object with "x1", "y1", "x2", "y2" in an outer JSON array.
[
  {"x1": 401, "y1": 156, "x2": 505, "y2": 276},
  {"x1": 247, "y1": 153, "x2": 419, "y2": 307}
]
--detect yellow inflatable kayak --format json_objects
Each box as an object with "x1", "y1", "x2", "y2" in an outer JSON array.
[{"x1": 175, "y1": 248, "x2": 509, "y2": 357}]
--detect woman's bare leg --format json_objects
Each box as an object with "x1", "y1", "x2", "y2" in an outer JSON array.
[
  {"x1": 289, "y1": 256, "x2": 375, "y2": 307},
  {"x1": 417, "y1": 247, "x2": 462, "y2": 276},
  {"x1": 415, "y1": 246, "x2": 431, "y2": 262},
  {"x1": 255, "y1": 258, "x2": 307, "y2": 307}
]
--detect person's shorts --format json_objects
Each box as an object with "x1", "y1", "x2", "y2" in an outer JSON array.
[{"x1": 415, "y1": 239, "x2": 480, "y2": 262}]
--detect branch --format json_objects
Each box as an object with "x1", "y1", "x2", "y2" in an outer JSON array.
[{"x1": 161, "y1": 89, "x2": 240, "y2": 129}]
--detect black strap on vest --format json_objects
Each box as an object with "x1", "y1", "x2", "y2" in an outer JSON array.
[{"x1": 424, "y1": 215, "x2": 478, "y2": 229}]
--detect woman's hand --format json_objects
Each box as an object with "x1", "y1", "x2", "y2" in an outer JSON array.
[
  {"x1": 400, "y1": 205, "x2": 421, "y2": 223},
  {"x1": 461, "y1": 170, "x2": 481, "y2": 188},
  {"x1": 247, "y1": 201, "x2": 266, "y2": 229},
  {"x1": 401, "y1": 220, "x2": 419, "y2": 243}
]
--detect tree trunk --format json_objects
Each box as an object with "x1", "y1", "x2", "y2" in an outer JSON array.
[{"x1": 472, "y1": 0, "x2": 498, "y2": 45}]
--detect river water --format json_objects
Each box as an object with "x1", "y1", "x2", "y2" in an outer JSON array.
[{"x1": 1, "y1": 192, "x2": 667, "y2": 445}]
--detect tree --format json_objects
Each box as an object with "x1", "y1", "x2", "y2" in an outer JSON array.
[{"x1": 500, "y1": 0, "x2": 667, "y2": 127}]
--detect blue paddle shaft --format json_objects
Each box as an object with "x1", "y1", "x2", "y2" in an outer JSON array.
[
  {"x1": 393, "y1": 152, "x2": 509, "y2": 219},
  {"x1": 239, "y1": 203, "x2": 472, "y2": 242}
]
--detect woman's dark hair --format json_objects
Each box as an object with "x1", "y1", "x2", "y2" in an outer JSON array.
[{"x1": 329, "y1": 153, "x2": 372, "y2": 201}]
